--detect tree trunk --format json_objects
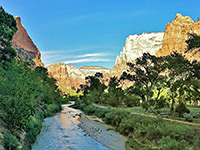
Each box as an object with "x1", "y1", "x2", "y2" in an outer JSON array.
[{"x1": 170, "y1": 99, "x2": 175, "y2": 114}]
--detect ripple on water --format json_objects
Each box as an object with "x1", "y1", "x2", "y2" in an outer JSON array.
[{"x1": 32, "y1": 105, "x2": 110, "y2": 150}]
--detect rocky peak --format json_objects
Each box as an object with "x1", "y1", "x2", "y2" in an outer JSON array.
[
  {"x1": 12, "y1": 16, "x2": 44, "y2": 66},
  {"x1": 173, "y1": 13, "x2": 194, "y2": 25},
  {"x1": 156, "y1": 13, "x2": 200, "y2": 61},
  {"x1": 115, "y1": 32, "x2": 164, "y2": 66}
]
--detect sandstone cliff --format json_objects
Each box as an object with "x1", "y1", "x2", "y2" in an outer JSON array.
[
  {"x1": 12, "y1": 16, "x2": 44, "y2": 66},
  {"x1": 115, "y1": 32, "x2": 164, "y2": 66},
  {"x1": 105, "y1": 32, "x2": 164, "y2": 80},
  {"x1": 156, "y1": 13, "x2": 200, "y2": 61},
  {"x1": 47, "y1": 63, "x2": 109, "y2": 92}
]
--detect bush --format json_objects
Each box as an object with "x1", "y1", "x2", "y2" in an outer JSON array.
[
  {"x1": 3, "y1": 132, "x2": 20, "y2": 150},
  {"x1": 175, "y1": 103, "x2": 190, "y2": 117},
  {"x1": 24, "y1": 117, "x2": 42, "y2": 149},
  {"x1": 158, "y1": 136, "x2": 189, "y2": 150},
  {"x1": 124, "y1": 94, "x2": 141, "y2": 107}
]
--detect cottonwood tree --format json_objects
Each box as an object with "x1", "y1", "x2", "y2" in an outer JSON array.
[
  {"x1": 107, "y1": 76, "x2": 124, "y2": 107},
  {"x1": 121, "y1": 53, "x2": 167, "y2": 113}
]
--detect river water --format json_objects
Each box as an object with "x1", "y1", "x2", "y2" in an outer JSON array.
[{"x1": 32, "y1": 104, "x2": 126, "y2": 150}]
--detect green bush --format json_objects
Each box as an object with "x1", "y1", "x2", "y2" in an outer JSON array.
[
  {"x1": 84, "y1": 105, "x2": 97, "y2": 115},
  {"x1": 3, "y1": 132, "x2": 20, "y2": 150},
  {"x1": 175, "y1": 103, "x2": 190, "y2": 117},
  {"x1": 104, "y1": 110, "x2": 129, "y2": 127},
  {"x1": 124, "y1": 94, "x2": 141, "y2": 107},
  {"x1": 24, "y1": 117, "x2": 42, "y2": 149},
  {"x1": 158, "y1": 136, "x2": 189, "y2": 150}
]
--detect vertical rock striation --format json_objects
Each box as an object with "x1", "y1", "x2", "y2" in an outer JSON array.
[
  {"x1": 12, "y1": 16, "x2": 44, "y2": 66},
  {"x1": 156, "y1": 13, "x2": 200, "y2": 61}
]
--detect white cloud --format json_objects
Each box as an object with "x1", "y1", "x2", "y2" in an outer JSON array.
[
  {"x1": 75, "y1": 53, "x2": 109, "y2": 58},
  {"x1": 64, "y1": 58, "x2": 111, "y2": 64}
]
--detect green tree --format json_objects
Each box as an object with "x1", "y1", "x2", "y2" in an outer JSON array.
[
  {"x1": 80, "y1": 72, "x2": 106, "y2": 104},
  {"x1": 107, "y1": 76, "x2": 124, "y2": 107},
  {"x1": 121, "y1": 53, "x2": 166, "y2": 113},
  {"x1": 165, "y1": 52, "x2": 197, "y2": 112},
  {"x1": 0, "y1": 6, "x2": 17, "y2": 62}
]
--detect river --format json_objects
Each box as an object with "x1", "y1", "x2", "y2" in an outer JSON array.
[{"x1": 32, "y1": 104, "x2": 126, "y2": 150}]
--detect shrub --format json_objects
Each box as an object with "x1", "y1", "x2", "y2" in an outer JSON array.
[
  {"x1": 3, "y1": 132, "x2": 20, "y2": 150},
  {"x1": 158, "y1": 136, "x2": 189, "y2": 150},
  {"x1": 175, "y1": 103, "x2": 190, "y2": 117},
  {"x1": 124, "y1": 94, "x2": 141, "y2": 107},
  {"x1": 24, "y1": 117, "x2": 42, "y2": 149}
]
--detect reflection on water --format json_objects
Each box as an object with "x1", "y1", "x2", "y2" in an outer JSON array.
[{"x1": 32, "y1": 104, "x2": 109, "y2": 150}]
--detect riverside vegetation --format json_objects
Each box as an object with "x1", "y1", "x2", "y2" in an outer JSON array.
[
  {"x1": 0, "y1": 7, "x2": 67, "y2": 149},
  {"x1": 72, "y1": 35, "x2": 200, "y2": 149}
]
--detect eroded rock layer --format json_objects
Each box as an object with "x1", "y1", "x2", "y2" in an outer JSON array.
[
  {"x1": 47, "y1": 63, "x2": 109, "y2": 91},
  {"x1": 12, "y1": 16, "x2": 44, "y2": 66},
  {"x1": 156, "y1": 13, "x2": 200, "y2": 61}
]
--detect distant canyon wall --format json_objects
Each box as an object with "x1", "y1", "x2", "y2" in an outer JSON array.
[
  {"x1": 47, "y1": 13, "x2": 200, "y2": 91},
  {"x1": 47, "y1": 63, "x2": 109, "y2": 91}
]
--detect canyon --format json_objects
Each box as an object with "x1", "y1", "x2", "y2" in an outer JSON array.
[{"x1": 13, "y1": 13, "x2": 200, "y2": 92}]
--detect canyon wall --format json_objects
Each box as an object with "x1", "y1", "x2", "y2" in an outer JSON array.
[
  {"x1": 47, "y1": 63, "x2": 109, "y2": 91},
  {"x1": 105, "y1": 32, "x2": 164, "y2": 80},
  {"x1": 12, "y1": 16, "x2": 44, "y2": 67},
  {"x1": 156, "y1": 13, "x2": 200, "y2": 61}
]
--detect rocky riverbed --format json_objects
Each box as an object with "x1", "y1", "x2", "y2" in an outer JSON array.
[{"x1": 32, "y1": 104, "x2": 127, "y2": 150}]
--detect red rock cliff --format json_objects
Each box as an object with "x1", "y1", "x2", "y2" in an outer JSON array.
[
  {"x1": 156, "y1": 13, "x2": 200, "y2": 61},
  {"x1": 12, "y1": 16, "x2": 44, "y2": 66}
]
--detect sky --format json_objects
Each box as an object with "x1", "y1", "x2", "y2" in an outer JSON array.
[{"x1": 1, "y1": 0, "x2": 200, "y2": 68}]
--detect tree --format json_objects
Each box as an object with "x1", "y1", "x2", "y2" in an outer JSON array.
[
  {"x1": 165, "y1": 52, "x2": 195, "y2": 112},
  {"x1": 0, "y1": 7, "x2": 17, "y2": 62},
  {"x1": 185, "y1": 33, "x2": 200, "y2": 53},
  {"x1": 80, "y1": 72, "x2": 106, "y2": 104},
  {"x1": 121, "y1": 53, "x2": 167, "y2": 113},
  {"x1": 107, "y1": 76, "x2": 124, "y2": 107}
]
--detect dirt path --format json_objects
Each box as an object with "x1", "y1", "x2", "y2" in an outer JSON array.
[{"x1": 93, "y1": 104, "x2": 200, "y2": 126}]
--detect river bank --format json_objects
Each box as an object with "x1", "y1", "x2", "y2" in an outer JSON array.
[
  {"x1": 32, "y1": 104, "x2": 127, "y2": 150},
  {"x1": 78, "y1": 113, "x2": 127, "y2": 150}
]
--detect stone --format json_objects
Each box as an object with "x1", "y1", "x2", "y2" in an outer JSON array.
[
  {"x1": 156, "y1": 13, "x2": 200, "y2": 61},
  {"x1": 12, "y1": 16, "x2": 44, "y2": 67},
  {"x1": 104, "y1": 32, "x2": 164, "y2": 84},
  {"x1": 47, "y1": 63, "x2": 109, "y2": 91}
]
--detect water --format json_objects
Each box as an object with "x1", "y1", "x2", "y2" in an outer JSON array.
[{"x1": 32, "y1": 104, "x2": 110, "y2": 150}]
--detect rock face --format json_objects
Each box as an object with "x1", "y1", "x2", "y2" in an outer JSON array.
[
  {"x1": 115, "y1": 32, "x2": 164, "y2": 66},
  {"x1": 12, "y1": 16, "x2": 44, "y2": 66},
  {"x1": 105, "y1": 32, "x2": 164, "y2": 80},
  {"x1": 156, "y1": 13, "x2": 200, "y2": 61},
  {"x1": 47, "y1": 63, "x2": 109, "y2": 91}
]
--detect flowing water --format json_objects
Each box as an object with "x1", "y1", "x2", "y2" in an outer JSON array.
[{"x1": 32, "y1": 104, "x2": 126, "y2": 150}]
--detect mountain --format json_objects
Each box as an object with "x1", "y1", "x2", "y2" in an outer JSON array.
[
  {"x1": 156, "y1": 13, "x2": 200, "y2": 61},
  {"x1": 105, "y1": 32, "x2": 164, "y2": 80},
  {"x1": 12, "y1": 16, "x2": 44, "y2": 66},
  {"x1": 47, "y1": 63, "x2": 109, "y2": 92}
]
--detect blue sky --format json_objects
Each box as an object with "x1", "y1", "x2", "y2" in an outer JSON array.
[{"x1": 1, "y1": 0, "x2": 200, "y2": 68}]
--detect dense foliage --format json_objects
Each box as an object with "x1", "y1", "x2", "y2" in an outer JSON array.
[
  {"x1": 0, "y1": 7, "x2": 64, "y2": 149},
  {"x1": 72, "y1": 33, "x2": 200, "y2": 150},
  {"x1": 73, "y1": 102, "x2": 200, "y2": 150}
]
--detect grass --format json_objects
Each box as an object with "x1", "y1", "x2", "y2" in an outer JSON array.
[{"x1": 57, "y1": 83, "x2": 83, "y2": 97}]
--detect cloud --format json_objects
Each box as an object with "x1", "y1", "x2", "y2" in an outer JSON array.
[
  {"x1": 64, "y1": 58, "x2": 111, "y2": 64},
  {"x1": 40, "y1": 46, "x2": 115, "y2": 66},
  {"x1": 75, "y1": 53, "x2": 110, "y2": 58}
]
